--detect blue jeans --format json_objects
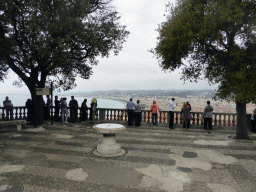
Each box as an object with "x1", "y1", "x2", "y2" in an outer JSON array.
[
  {"x1": 152, "y1": 114, "x2": 157, "y2": 126},
  {"x1": 62, "y1": 108, "x2": 68, "y2": 123}
]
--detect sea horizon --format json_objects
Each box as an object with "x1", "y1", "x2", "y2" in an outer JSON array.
[{"x1": 0, "y1": 93, "x2": 125, "y2": 109}]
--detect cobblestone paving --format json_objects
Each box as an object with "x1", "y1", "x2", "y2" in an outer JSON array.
[{"x1": 0, "y1": 122, "x2": 256, "y2": 192}]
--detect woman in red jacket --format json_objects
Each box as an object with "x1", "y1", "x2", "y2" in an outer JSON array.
[{"x1": 150, "y1": 100, "x2": 160, "y2": 126}]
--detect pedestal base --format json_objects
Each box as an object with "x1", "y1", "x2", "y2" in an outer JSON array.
[
  {"x1": 94, "y1": 133, "x2": 125, "y2": 157},
  {"x1": 92, "y1": 123, "x2": 126, "y2": 157},
  {"x1": 93, "y1": 149, "x2": 125, "y2": 157}
]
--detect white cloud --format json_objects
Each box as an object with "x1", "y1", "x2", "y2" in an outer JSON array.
[{"x1": 0, "y1": 0, "x2": 218, "y2": 94}]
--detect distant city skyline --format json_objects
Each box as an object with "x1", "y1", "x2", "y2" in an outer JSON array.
[{"x1": 0, "y1": 0, "x2": 219, "y2": 94}]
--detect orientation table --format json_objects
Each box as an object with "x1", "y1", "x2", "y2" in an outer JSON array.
[{"x1": 92, "y1": 123, "x2": 126, "y2": 157}]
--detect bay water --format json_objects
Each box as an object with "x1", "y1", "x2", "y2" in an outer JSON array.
[{"x1": 0, "y1": 93, "x2": 125, "y2": 109}]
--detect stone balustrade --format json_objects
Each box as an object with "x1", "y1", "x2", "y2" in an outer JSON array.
[
  {"x1": 0, "y1": 107, "x2": 241, "y2": 129},
  {"x1": 96, "y1": 108, "x2": 238, "y2": 128}
]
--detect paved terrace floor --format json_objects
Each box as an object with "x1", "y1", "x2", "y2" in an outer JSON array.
[{"x1": 0, "y1": 122, "x2": 256, "y2": 192}]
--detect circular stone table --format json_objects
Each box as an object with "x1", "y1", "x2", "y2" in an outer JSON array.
[{"x1": 93, "y1": 123, "x2": 126, "y2": 157}]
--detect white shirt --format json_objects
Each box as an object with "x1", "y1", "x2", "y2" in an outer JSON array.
[{"x1": 168, "y1": 100, "x2": 176, "y2": 111}]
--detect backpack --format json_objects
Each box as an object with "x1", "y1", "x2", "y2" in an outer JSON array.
[{"x1": 61, "y1": 100, "x2": 66, "y2": 108}]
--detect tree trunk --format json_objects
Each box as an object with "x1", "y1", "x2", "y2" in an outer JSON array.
[
  {"x1": 29, "y1": 87, "x2": 44, "y2": 126},
  {"x1": 236, "y1": 102, "x2": 250, "y2": 139}
]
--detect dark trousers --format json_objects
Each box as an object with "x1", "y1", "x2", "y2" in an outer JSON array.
[
  {"x1": 251, "y1": 120, "x2": 256, "y2": 132},
  {"x1": 6, "y1": 109, "x2": 13, "y2": 120},
  {"x1": 81, "y1": 110, "x2": 88, "y2": 122},
  {"x1": 169, "y1": 111, "x2": 174, "y2": 128},
  {"x1": 204, "y1": 118, "x2": 212, "y2": 130},
  {"x1": 70, "y1": 108, "x2": 77, "y2": 123},
  {"x1": 127, "y1": 109, "x2": 134, "y2": 126},
  {"x1": 183, "y1": 121, "x2": 190, "y2": 128},
  {"x1": 54, "y1": 108, "x2": 60, "y2": 121},
  {"x1": 134, "y1": 112, "x2": 141, "y2": 126},
  {"x1": 152, "y1": 114, "x2": 157, "y2": 126}
]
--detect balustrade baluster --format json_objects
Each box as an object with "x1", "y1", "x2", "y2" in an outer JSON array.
[
  {"x1": 214, "y1": 114, "x2": 217, "y2": 126},
  {"x1": 197, "y1": 114, "x2": 201, "y2": 125},
  {"x1": 19, "y1": 107, "x2": 22, "y2": 119},
  {"x1": 218, "y1": 115, "x2": 223, "y2": 126},
  {"x1": 120, "y1": 111, "x2": 123, "y2": 121},
  {"x1": 227, "y1": 115, "x2": 231, "y2": 126},
  {"x1": 223, "y1": 115, "x2": 226, "y2": 126},
  {"x1": 162, "y1": 112, "x2": 166, "y2": 123},
  {"x1": 109, "y1": 110, "x2": 113, "y2": 120},
  {"x1": 232, "y1": 115, "x2": 236, "y2": 126},
  {"x1": 191, "y1": 114, "x2": 195, "y2": 125},
  {"x1": 144, "y1": 112, "x2": 147, "y2": 122},
  {"x1": 114, "y1": 110, "x2": 117, "y2": 121},
  {"x1": 106, "y1": 110, "x2": 109, "y2": 120},
  {"x1": 125, "y1": 111, "x2": 127, "y2": 121},
  {"x1": 15, "y1": 108, "x2": 18, "y2": 119},
  {"x1": 23, "y1": 108, "x2": 26, "y2": 119},
  {"x1": 148, "y1": 112, "x2": 151, "y2": 122},
  {"x1": 159, "y1": 112, "x2": 162, "y2": 123},
  {"x1": 117, "y1": 110, "x2": 120, "y2": 121}
]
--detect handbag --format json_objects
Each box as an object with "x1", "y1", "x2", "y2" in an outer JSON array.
[{"x1": 187, "y1": 114, "x2": 192, "y2": 121}]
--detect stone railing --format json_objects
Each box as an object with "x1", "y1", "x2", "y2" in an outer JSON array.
[
  {"x1": 96, "y1": 108, "x2": 237, "y2": 128},
  {"x1": 0, "y1": 107, "x2": 240, "y2": 129}
]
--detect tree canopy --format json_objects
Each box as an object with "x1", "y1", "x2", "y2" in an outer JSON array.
[
  {"x1": 153, "y1": 0, "x2": 256, "y2": 139},
  {"x1": 0, "y1": 0, "x2": 129, "y2": 96}
]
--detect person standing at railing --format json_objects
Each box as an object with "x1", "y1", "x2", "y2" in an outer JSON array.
[
  {"x1": 89, "y1": 98, "x2": 97, "y2": 121},
  {"x1": 69, "y1": 96, "x2": 78, "y2": 123},
  {"x1": 168, "y1": 98, "x2": 177, "y2": 129},
  {"x1": 187, "y1": 101, "x2": 192, "y2": 111},
  {"x1": 203, "y1": 101, "x2": 213, "y2": 132},
  {"x1": 150, "y1": 100, "x2": 160, "y2": 127},
  {"x1": 250, "y1": 109, "x2": 256, "y2": 133},
  {"x1": 181, "y1": 102, "x2": 190, "y2": 129},
  {"x1": 26, "y1": 98, "x2": 33, "y2": 121},
  {"x1": 3, "y1": 96, "x2": 13, "y2": 120},
  {"x1": 134, "y1": 100, "x2": 142, "y2": 126},
  {"x1": 81, "y1": 99, "x2": 88, "y2": 123},
  {"x1": 54, "y1": 96, "x2": 60, "y2": 122},
  {"x1": 61, "y1": 97, "x2": 68, "y2": 123},
  {"x1": 126, "y1": 98, "x2": 135, "y2": 126}
]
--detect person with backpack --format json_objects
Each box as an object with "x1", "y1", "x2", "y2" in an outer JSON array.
[{"x1": 134, "y1": 100, "x2": 142, "y2": 126}]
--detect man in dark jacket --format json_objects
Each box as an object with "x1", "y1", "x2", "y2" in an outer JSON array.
[
  {"x1": 3, "y1": 96, "x2": 13, "y2": 120},
  {"x1": 69, "y1": 96, "x2": 78, "y2": 123}
]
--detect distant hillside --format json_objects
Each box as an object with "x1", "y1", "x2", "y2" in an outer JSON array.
[{"x1": 76, "y1": 89, "x2": 217, "y2": 99}]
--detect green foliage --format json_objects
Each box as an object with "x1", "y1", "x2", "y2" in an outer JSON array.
[
  {"x1": 153, "y1": 0, "x2": 256, "y2": 103},
  {"x1": 0, "y1": 0, "x2": 129, "y2": 93}
]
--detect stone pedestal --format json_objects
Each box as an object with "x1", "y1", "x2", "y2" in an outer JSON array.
[{"x1": 93, "y1": 123, "x2": 126, "y2": 157}]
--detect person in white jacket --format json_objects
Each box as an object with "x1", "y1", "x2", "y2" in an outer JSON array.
[{"x1": 168, "y1": 98, "x2": 177, "y2": 129}]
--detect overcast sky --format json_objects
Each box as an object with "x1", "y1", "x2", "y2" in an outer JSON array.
[{"x1": 0, "y1": 0, "x2": 218, "y2": 95}]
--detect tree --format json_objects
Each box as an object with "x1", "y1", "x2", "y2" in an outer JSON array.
[
  {"x1": 0, "y1": 0, "x2": 129, "y2": 124},
  {"x1": 152, "y1": 0, "x2": 256, "y2": 139}
]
